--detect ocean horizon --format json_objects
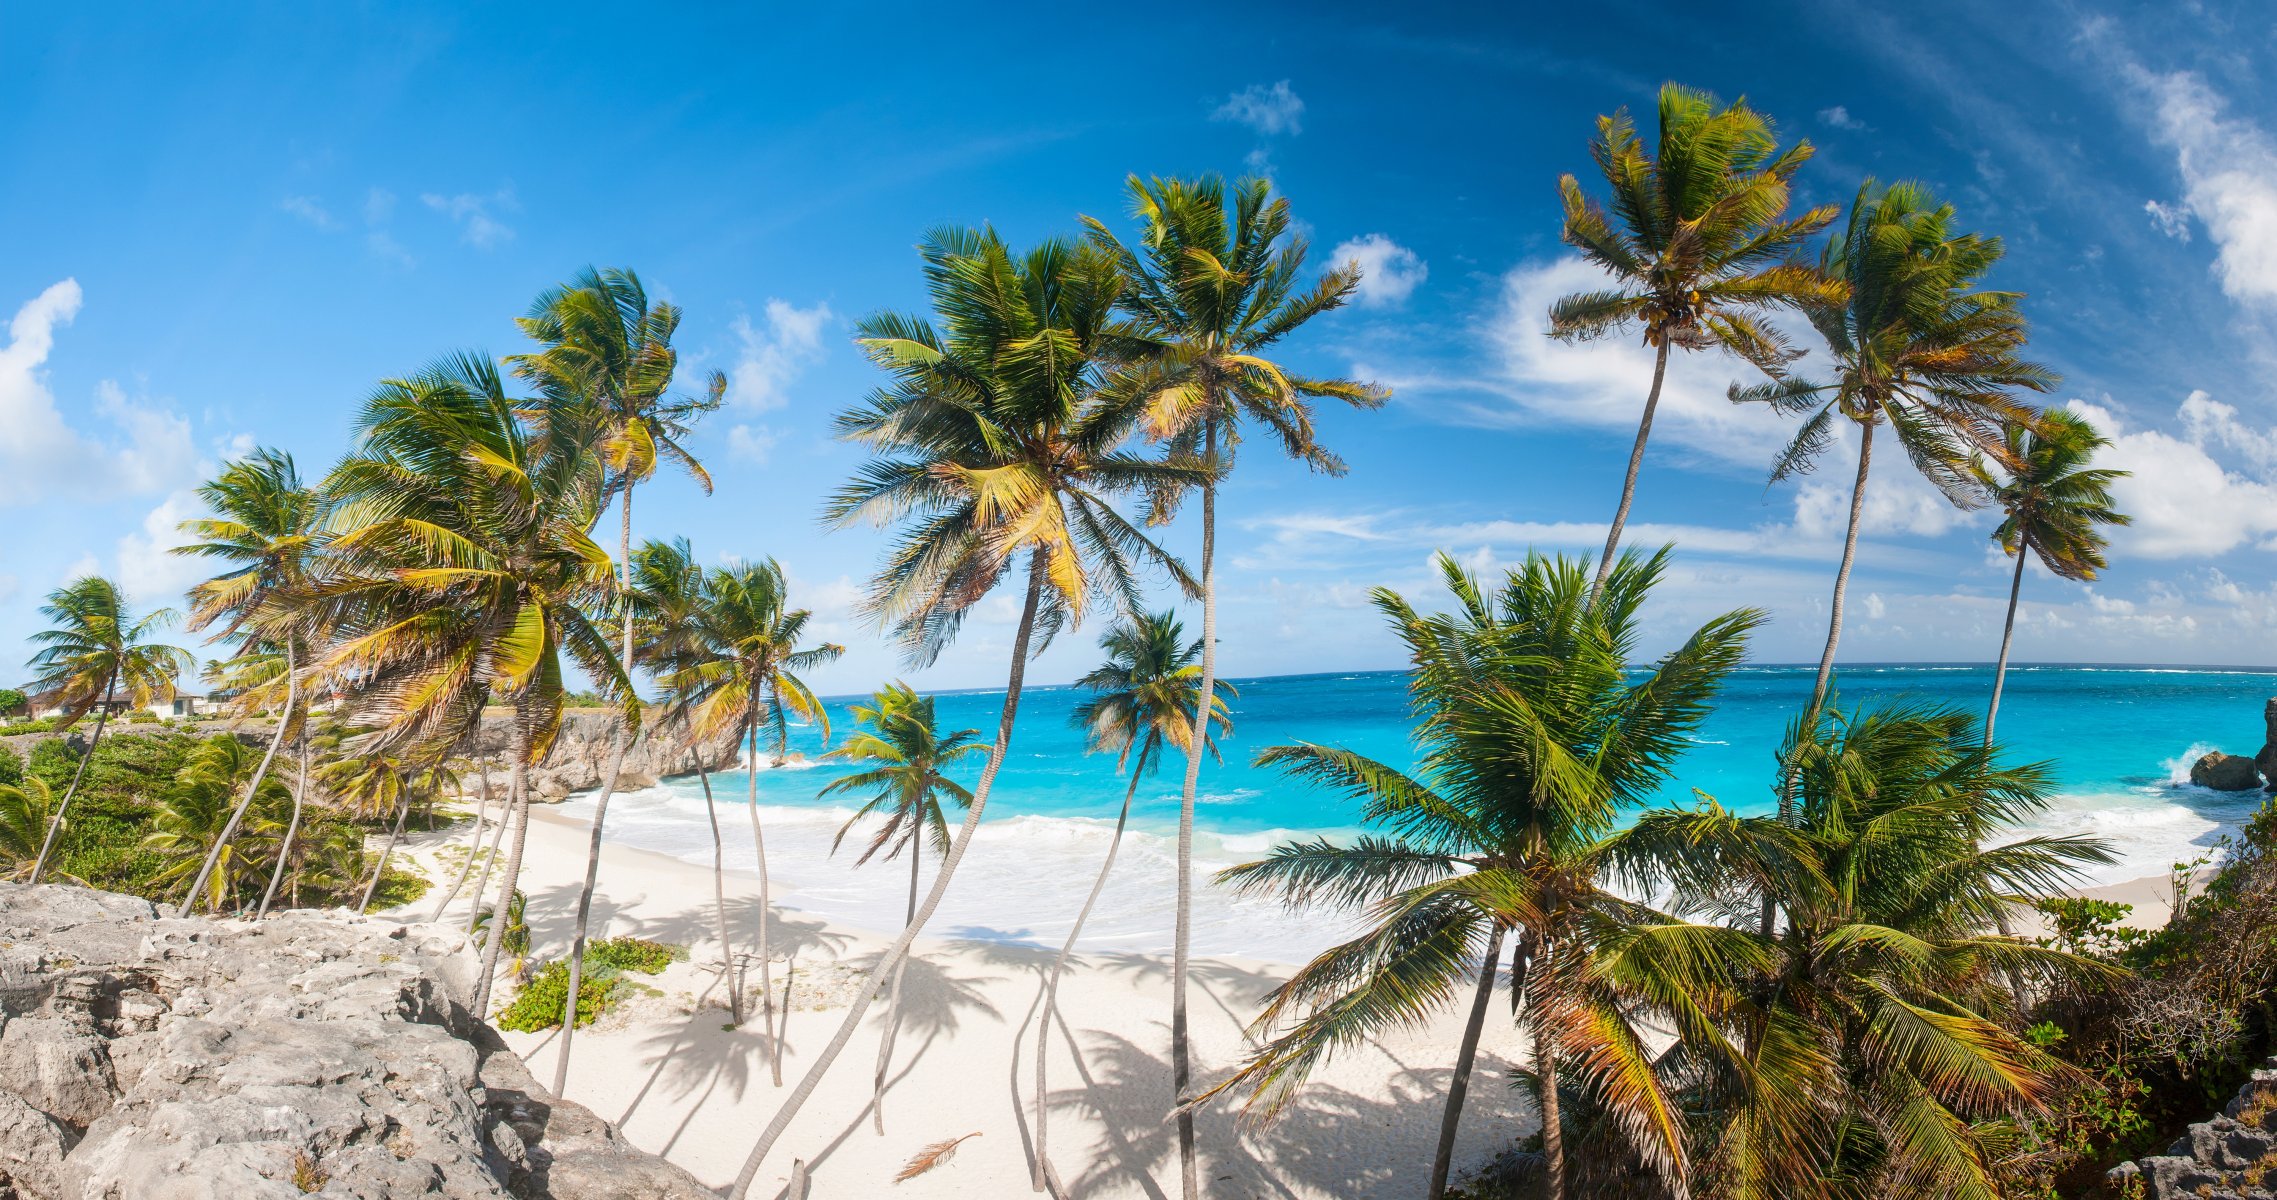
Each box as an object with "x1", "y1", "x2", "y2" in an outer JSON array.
[{"x1": 562, "y1": 662, "x2": 2277, "y2": 963}]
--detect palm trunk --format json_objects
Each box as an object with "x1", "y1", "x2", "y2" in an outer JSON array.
[
  {"x1": 554, "y1": 485, "x2": 640, "y2": 1093},
  {"x1": 29, "y1": 672, "x2": 117, "y2": 885},
  {"x1": 871, "y1": 835, "x2": 921, "y2": 1135},
  {"x1": 1591, "y1": 339, "x2": 1672, "y2": 599},
  {"x1": 359, "y1": 792, "x2": 412, "y2": 913},
  {"x1": 183, "y1": 643, "x2": 300, "y2": 915},
  {"x1": 1429, "y1": 922, "x2": 1508, "y2": 1200},
  {"x1": 257, "y1": 726, "x2": 309, "y2": 918},
  {"x1": 430, "y1": 771, "x2": 492, "y2": 923},
  {"x1": 729, "y1": 553, "x2": 1050, "y2": 1198},
  {"x1": 694, "y1": 754, "x2": 741, "y2": 1023},
  {"x1": 465, "y1": 760, "x2": 510, "y2": 935},
  {"x1": 1169, "y1": 421, "x2": 1219, "y2": 1200},
  {"x1": 747, "y1": 719, "x2": 780, "y2": 1086},
  {"x1": 1986, "y1": 539, "x2": 2028, "y2": 747},
  {"x1": 1536, "y1": 1013, "x2": 1565, "y2": 1200},
  {"x1": 473, "y1": 717, "x2": 534, "y2": 1016},
  {"x1": 1033, "y1": 761, "x2": 1145, "y2": 1192}
]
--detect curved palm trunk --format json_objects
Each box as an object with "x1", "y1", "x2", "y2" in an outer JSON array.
[
  {"x1": 1985, "y1": 540, "x2": 2028, "y2": 747},
  {"x1": 694, "y1": 755, "x2": 741, "y2": 1023},
  {"x1": 1169, "y1": 422, "x2": 1220, "y2": 1200},
  {"x1": 430, "y1": 771, "x2": 493, "y2": 923},
  {"x1": 183, "y1": 644, "x2": 300, "y2": 916},
  {"x1": 359, "y1": 792, "x2": 413, "y2": 913},
  {"x1": 747, "y1": 719, "x2": 781, "y2": 1086},
  {"x1": 1591, "y1": 340, "x2": 1672, "y2": 599},
  {"x1": 473, "y1": 718, "x2": 534, "y2": 1017},
  {"x1": 1536, "y1": 1017, "x2": 1565, "y2": 1200},
  {"x1": 871, "y1": 835, "x2": 921, "y2": 1135},
  {"x1": 1033, "y1": 762, "x2": 1145, "y2": 1192},
  {"x1": 1428, "y1": 923, "x2": 1508, "y2": 1200},
  {"x1": 257, "y1": 727, "x2": 310, "y2": 918},
  {"x1": 465, "y1": 761, "x2": 511, "y2": 935},
  {"x1": 554, "y1": 486, "x2": 641, "y2": 1093},
  {"x1": 29, "y1": 672, "x2": 117, "y2": 885},
  {"x1": 729, "y1": 555, "x2": 1049, "y2": 1198}
]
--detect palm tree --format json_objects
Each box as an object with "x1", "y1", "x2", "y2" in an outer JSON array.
[
  {"x1": 658, "y1": 556, "x2": 842, "y2": 1086},
  {"x1": 1978, "y1": 410, "x2": 2128, "y2": 744},
  {"x1": 1733, "y1": 181, "x2": 2057, "y2": 732},
  {"x1": 728, "y1": 227, "x2": 1204, "y2": 1197},
  {"x1": 1034, "y1": 612, "x2": 1230, "y2": 1194},
  {"x1": 22, "y1": 576, "x2": 191, "y2": 884},
  {"x1": 320, "y1": 351, "x2": 625, "y2": 1016},
  {"x1": 1082, "y1": 176, "x2": 1385, "y2": 1191},
  {"x1": 172, "y1": 446, "x2": 326, "y2": 916},
  {"x1": 510, "y1": 267, "x2": 721, "y2": 1091},
  {"x1": 321, "y1": 748, "x2": 456, "y2": 912},
  {"x1": 147, "y1": 736, "x2": 287, "y2": 913},
  {"x1": 1203, "y1": 550, "x2": 1763, "y2": 1200},
  {"x1": 0, "y1": 777, "x2": 59, "y2": 881},
  {"x1": 818, "y1": 682, "x2": 989, "y2": 1135},
  {"x1": 1551, "y1": 83, "x2": 1839, "y2": 595},
  {"x1": 1632, "y1": 701, "x2": 2118, "y2": 1197},
  {"x1": 200, "y1": 645, "x2": 318, "y2": 918}
]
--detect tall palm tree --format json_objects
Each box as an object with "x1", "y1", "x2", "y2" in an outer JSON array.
[
  {"x1": 1978, "y1": 410, "x2": 2128, "y2": 744},
  {"x1": 22, "y1": 576, "x2": 191, "y2": 884},
  {"x1": 1082, "y1": 177, "x2": 1385, "y2": 1191},
  {"x1": 320, "y1": 351, "x2": 625, "y2": 1016},
  {"x1": 729, "y1": 227, "x2": 1203, "y2": 1197},
  {"x1": 1034, "y1": 612, "x2": 1230, "y2": 1195},
  {"x1": 510, "y1": 267, "x2": 721, "y2": 1091},
  {"x1": 148, "y1": 736, "x2": 288, "y2": 913},
  {"x1": 1631, "y1": 701, "x2": 2118, "y2": 1197},
  {"x1": 1202, "y1": 550, "x2": 1763, "y2": 1200},
  {"x1": 1551, "y1": 83, "x2": 1839, "y2": 595},
  {"x1": 1733, "y1": 181, "x2": 2057, "y2": 734},
  {"x1": 172, "y1": 447, "x2": 327, "y2": 915},
  {"x1": 661, "y1": 556, "x2": 842, "y2": 1086},
  {"x1": 200, "y1": 645, "x2": 318, "y2": 918},
  {"x1": 819, "y1": 683, "x2": 988, "y2": 1135}
]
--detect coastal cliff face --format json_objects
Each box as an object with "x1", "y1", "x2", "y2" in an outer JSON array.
[
  {"x1": 457, "y1": 709, "x2": 741, "y2": 801},
  {"x1": 2112, "y1": 1056, "x2": 2277, "y2": 1198},
  {"x1": 0, "y1": 884, "x2": 710, "y2": 1199}
]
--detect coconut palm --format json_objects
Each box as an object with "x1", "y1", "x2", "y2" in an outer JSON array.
[
  {"x1": 660, "y1": 556, "x2": 843, "y2": 1084},
  {"x1": 321, "y1": 749, "x2": 456, "y2": 912},
  {"x1": 1551, "y1": 83, "x2": 1839, "y2": 594},
  {"x1": 819, "y1": 683, "x2": 989, "y2": 1135},
  {"x1": 1977, "y1": 410, "x2": 2128, "y2": 744},
  {"x1": 200, "y1": 645, "x2": 318, "y2": 918},
  {"x1": 510, "y1": 268, "x2": 722, "y2": 1090},
  {"x1": 0, "y1": 777, "x2": 60, "y2": 881},
  {"x1": 171, "y1": 447, "x2": 327, "y2": 916},
  {"x1": 1733, "y1": 181, "x2": 2057, "y2": 733},
  {"x1": 1630, "y1": 701, "x2": 2118, "y2": 1197},
  {"x1": 1203, "y1": 550, "x2": 1763, "y2": 1200},
  {"x1": 1082, "y1": 176, "x2": 1385, "y2": 1190},
  {"x1": 319, "y1": 351, "x2": 625, "y2": 1015},
  {"x1": 147, "y1": 736, "x2": 288, "y2": 913},
  {"x1": 1033, "y1": 612, "x2": 1230, "y2": 1194},
  {"x1": 728, "y1": 227, "x2": 1205, "y2": 1196},
  {"x1": 22, "y1": 576, "x2": 191, "y2": 884}
]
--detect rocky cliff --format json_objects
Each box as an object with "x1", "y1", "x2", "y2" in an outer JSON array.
[
  {"x1": 456, "y1": 709, "x2": 741, "y2": 801},
  {"x1": 0, "y1": 884, "x2": 711, "y2": 1199},
  {"x1": 2111, "y1": 1057, "x2": 2277, "y2": 1198}
]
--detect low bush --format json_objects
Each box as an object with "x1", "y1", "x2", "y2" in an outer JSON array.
[{"x1": 492, "y1": 936, "x2": 685, "y2": 1032}]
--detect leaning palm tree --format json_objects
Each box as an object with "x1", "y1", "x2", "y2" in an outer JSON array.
[
  {"x1": 200, "y1": 645, "x2": 318, "y2": 918},
  {"x1": 321, "y1": 748, "x2": 456, "y2": 912},
  {"x1": 661, "y1": 557, "x2": 843, "y2": 1086},
  {"x1": 1733, "y1": 181, "x2": 2057, "y2": 733},
  {"x1": 171, "y1": 446, "x2": 327, "y2": 916},
  {"x1": 819, "y1": 683, "x2": 988, "y2": 1135},
  {"x1": 1034, "y1": 612, "x2": 1230, "y2": 1194},
  {"x1": 22, "y1": 576, "x2": 191, "y2": 884},
  {"x1": 1201, "y1": 550, "x2": 1763, "y2": 1200},
  {"x1": 1978, "y1": 410, "x2": 2128, "y2": 744},
  {"x1": 147, "y1": 736, "x2": 288, "y2": 913},
  {"x1": 0, "y1": 777, "x2": 60, "y2": 881},
  {"x1": 319, "y1": 350, "x2": 625, "y2": 1016},
  {"x1": 510, "y1": 267, "x2": 722, "y2": 1091},
  {"x1": 1551, "y1": 83, "x2": 1839, "y2": 594},
  {"x1": 1082, "y1": 177, "x2": 1385, "y2": 1190},
  {"x1": 728, "y1": 227, "x2": 1204, "y2": 1196}
]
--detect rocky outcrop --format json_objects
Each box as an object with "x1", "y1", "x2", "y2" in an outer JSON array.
[
  {"x1": 2192, "y1": 751, "x2": 2265, "y2": 792},
  {"x1": 2256, "y1": 698, "x2": 2277, "y2": 795},
  {"x1": 0, "y1": 883, "x2": 710, "y2": 1199},
  {"x1": 456, "y1": 710, "x2": 739, "y2": 801},
  {"x1": 2111, "y1": 1056, "x2": 2277, "y2": 1198}
]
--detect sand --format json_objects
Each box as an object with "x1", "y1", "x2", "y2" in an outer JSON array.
[{"x1": 387, "y1": 805, "x2": 2193, "y2": 1199}]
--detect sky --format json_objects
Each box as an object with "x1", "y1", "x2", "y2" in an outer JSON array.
[{"x1": 4, "y1": 1, "x2": 2277, "y2": 696}]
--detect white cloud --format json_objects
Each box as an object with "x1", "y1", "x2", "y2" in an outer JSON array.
[
  {"x1": 0, "y1": 281, "x2": 200, "y2": 507},
  {"x1": 1213, "y1": 81, "x2": 1304, "y2": 136},
  {"x1": 114, "y1": 490, "x2": 209, "y2": 607},
  {"x1": 2129, "y1": 69, "x2": 2277, "y2": 305},
  {"x1": 1333, "y1": 234, "x2": 1428, "y2": 307},
  {"x1": 280, "y1": 195, "x2": 337, "y2": 230},
  {"x1": 727, "y1": 300, "x2": 833, "y2": 411},
  {"x1": 2067, "y1": 396, "x2": 2277, "y2": 558},
  {"x1": 421, "y1": 189, "x2": 517, "y2": 248},
  {"x1": 365, "y1": 188, "x2": 397, "y2": 225},
  {"x1": 2177, "y1": 390, "x2": 2277, "y2": 473},
  {"x1": 1817, "y1": 105, "x2": 1868, "y2": 131},
  {"x1": 727, "y1": 424, "x2": 781, "y2": 464},
  {"x1": 1791, "y1": 465, "x2": 1976, "y2": 539},
  {"x1": 1863, "y1": 592, "x2": 1887, "y2": 619},
  {"x1": 2144, "y1": 199, "x2": 2194, "y2": 242}
]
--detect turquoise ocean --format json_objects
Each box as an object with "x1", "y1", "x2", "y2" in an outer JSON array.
[{"x1": 560, "y1": 665, "x2": 2277, "y2": 963}]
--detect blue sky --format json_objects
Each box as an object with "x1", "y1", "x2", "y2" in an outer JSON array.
[{"x1": 5, "y1": 1, "x2": 2277, "y2": 695}]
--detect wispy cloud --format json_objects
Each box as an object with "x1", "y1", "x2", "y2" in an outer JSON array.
[
  {"x1": 421, "y1": 188, "x2": 517, "y2": 248},
  {"x1": 1816, "y1": 105, "x2": 1868, "y2": 131},
  {"x1": 1333, "y1": 234, "x2": 1429, "y2": 307},
  {"x1": 0, "y1": 281, "x2": 201, "y2": 508},
  {"x1": 2143, "y1": 199, "x2": 2194, "y2": 241},
  {"x1": 2124, "y1": 67, "x2": 2277, "y2": 306},
  {"x1": 279, "y1": 195, "x2": 337, "y2": 230},
  {"x1": 1213, "y1": 80, "x2": 1305, "y2": 136},
  {"x1": 726, "y1": 299, "x2": 833, "y2": 411}
]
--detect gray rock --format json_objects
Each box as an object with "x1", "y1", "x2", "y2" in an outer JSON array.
[
  {"x1": 2121, "y1": 1055, "x2": 2277, "y2": 1197},
  {"x1": 2192, "y1": 751, "x2": 2264, "y2": 791},
  {"x1": 0, "y1": 883, "x2": 711, "y2": 1200}
]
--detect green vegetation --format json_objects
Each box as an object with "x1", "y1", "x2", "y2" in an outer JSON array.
[{"x1": 495, "y1": 936, "x2": 685, "y2": 1032}]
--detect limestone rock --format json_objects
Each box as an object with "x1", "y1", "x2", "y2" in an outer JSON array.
[
  {"x1": 2192, "y1": 751, "x2": 2264, "y2": 791},
  {"x1": 2117, "y1": 1055, "x2": 2277, "y2": 1197},
  {"x1": 457, "y1": 710, "x2": 740, "y2": 801},
  {"x1": 0, "y1": 883, "x2": 710, "y2": 1200},
  {"x1": 2257, "y1": 697, "x2": 2277, "y2": 792}
]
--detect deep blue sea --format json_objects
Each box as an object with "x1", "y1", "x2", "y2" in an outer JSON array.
[{"x1": 563, "y1": 664, "x2": 2277, "y2": 962}]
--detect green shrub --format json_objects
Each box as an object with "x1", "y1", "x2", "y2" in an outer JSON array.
[
  {"x1": 495, "y1": 960, "x2": 625, "y2": 1032},
  {"x1": 0, "y1": 719, "x2": 51, "y2": 736},
  {"x1": 367, "y1": 867, "x2": 430, "y2": 910},
  {"x1": 588, "y1": 936, "x2": 685, "y2": 975},
  {"x1": 0, "y1": 688, "x2": 25, "y2": 716},
  {"x1": 0, "y1": 745, "x2": 19, "y2": 786},
  {"x1": 124, "y1": 712, "x2": 157, "y2": 725}
]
